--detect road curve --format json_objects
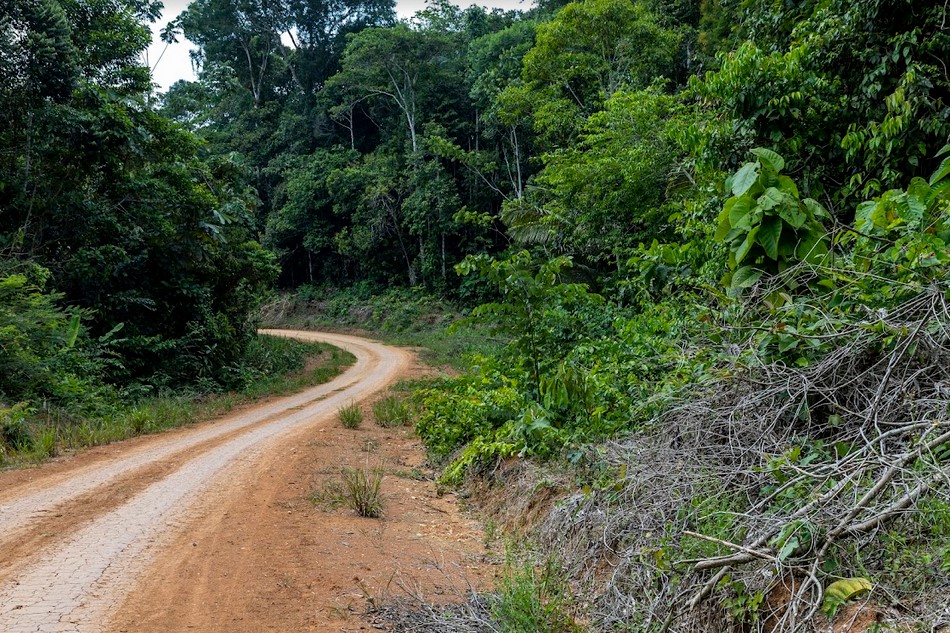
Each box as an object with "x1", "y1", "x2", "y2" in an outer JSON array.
[{"x1": 0, "y1": 331, "x2": 410, "y2": 633}]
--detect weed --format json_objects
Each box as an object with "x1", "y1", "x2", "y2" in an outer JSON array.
[
  {"x1": 342, "y1": 466, "x2": 384, "y2": 518},
  {"x1": 0, "y1": 404, "x2": 32, "y2": 452},
  {"x1": 125, "y1": 407, "x2": 151, "y2": 434},
  {"x1": 33, "y1": 427, "x2": 57, "y2": 459},
  {"x1": 338, "y1": 402, "x2": 363, "y2": 429},
  {"x1": 309, "y1": 478, "x2": 346, "y2": 510},
  {"x1": 372, "y1": 395, "x2": 410, "y2": 428},
  {"x1": 310, "y1": 466, "x2": 385, "y2": 518},
  {"x1": 361, "y1": 438, "x2": 380, "y2": 452}
]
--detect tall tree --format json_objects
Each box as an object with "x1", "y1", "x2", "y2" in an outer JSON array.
[
  {"x1": 326, "y1": 24, "x2": 463, "y2": 153},
  {"x1": 1, "y1": 0, "x2": 277, "y2": 388}
]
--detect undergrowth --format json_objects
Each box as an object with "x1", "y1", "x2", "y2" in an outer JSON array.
[
  {"x1": 367, "y1": 551, "x2": 582, "y2": 633},
  {"x1": 402, "y1": 151, "x2": 950, "y2": 631},
  {"x1": 372, "y1": 394, "x2": 411, "y2": 428}
]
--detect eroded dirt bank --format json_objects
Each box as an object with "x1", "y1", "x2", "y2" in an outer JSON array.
[{"x1": 0, "y1": 331, "x2": 486, "y2": 632}]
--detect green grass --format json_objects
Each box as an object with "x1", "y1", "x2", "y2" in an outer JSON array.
[
  {"x1": 338, "y1": 402, "x2": 364, "y2": 428},
  {"x1": 0, "y1": 335, "x2": 356, "y2": 469},
  {"x1": 237, "y1": 338, "x2": 355, "y2": 399},
  {"x1": 491, "y1": 556, "x2": 582, "y2": 633},
  {"x1": 372, "y1": 394, "x2": 410, "y2": 428}
]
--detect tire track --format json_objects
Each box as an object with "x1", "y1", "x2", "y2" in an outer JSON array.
[{"x1": 0, "y1": 332, "x2": 409, "y2": 633}]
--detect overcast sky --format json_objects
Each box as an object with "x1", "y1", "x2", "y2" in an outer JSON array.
[{"x1": 145, "y1": 0, "x2": 528, "y2": 91}]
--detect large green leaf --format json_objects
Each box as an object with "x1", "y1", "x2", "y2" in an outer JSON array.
[
  {"x1": 930, "y1": 155, "x2": 950, "y2": 186},
  {"x1": 728, "y1": 196, "x2": 753, "y2": 229},
  {"x1": 731, "y1": 162, "x2": 760, "y2": 196},
  {"x1": 758, "y1": 187, "x2": 787, "y2": 211},
  {"x1": 803, "y1": 197, "x2": 829, "y2": 220},
  {"x1": 776, "y1": 175, "x2": 799, "y2": 198},
  {"x1": 714, "y1": 207, "x2": 733, "y2": 240},
  {"x1": 778, "y1": 202, "x2": 807, "y2": 229},
  {"x1": 757, "y1": 215, "x2": 782, "y2": 259},
  {"x1": 730, "y1": 265, "x2": 763, "y2": 289},
  {"x1": 796, "y1": 234, "x2": 829, "y2": 265},
  {"x1": 899, "y1": 182, "x2": 927, "y2": 226},
  {"x1": 735, "y1": 225, "x2": 760, "y2": 264},
  {"x1": 855, "y1": 200, "x2": 877, "y2": 233},
  {"x1": 750, "y1": 147, "x2": 785, "y2": 173},
  {"x1": 65, "y1": 313, "x2": 81, "y2": 349}
]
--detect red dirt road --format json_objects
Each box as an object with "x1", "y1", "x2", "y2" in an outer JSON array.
[{"x1": 0, "y1": 331, "x2": 487, "y2": 632}]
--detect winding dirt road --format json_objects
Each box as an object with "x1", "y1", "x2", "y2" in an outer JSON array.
[{"x1": 0, "y1": 331, "x2": 414, "y2": 633}]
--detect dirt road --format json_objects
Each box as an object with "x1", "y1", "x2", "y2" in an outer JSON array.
[{"x1": 0, "y1": 331, "x2": 484, "y2": 632}]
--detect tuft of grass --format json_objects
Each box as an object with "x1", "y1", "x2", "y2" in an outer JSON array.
[
  {"x1": 338, "y1": 402, "x2": 363, "y2": 429},
  {"x1": 310, "y1": 466, "x2": 385, "y2": 518},
  {"x1": 372, "y1": 395, "x2": 410, "y2": 428},
  {"x1": 342, "y1": 466, "x2": 385, "y2": 518},
  {"x1": 32, "y1": 427, "x2": 57, "y2": 459}
]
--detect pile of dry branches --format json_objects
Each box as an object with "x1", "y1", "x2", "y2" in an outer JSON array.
[{"x1": 539, "y1": 287, "x2": 950, "y2": 631}]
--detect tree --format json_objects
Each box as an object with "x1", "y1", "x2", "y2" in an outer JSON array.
[
  {"x1": 0, "y1": 0, "x2": 78, "y2": 109},
  {"x1": 693, "y1": 0, "x2": 950, "y2": 204},
  {"x1": 1, "y1": 0, "x2": 278, "y2": 388},
  {"x1": 264, "y1": 147, "x2": 358, "y2": 285},
  {"x1": 504, "y1": 86, "x2": 689, "y2": 269},
  {"x1": 326, "y1": 24, "x2": 462, "y2": 153},
  {"x1": 279, "y1": 0, "x2": 395, "y2": 97},
  {"x1": 507, "y1": 0, "x2": 680, "y2": 147}
]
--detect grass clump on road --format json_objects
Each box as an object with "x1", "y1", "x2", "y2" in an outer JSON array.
[
  {"x1": 342, "y1": 466, "x2": 384, "y2": 518},
  {"x1": 372, "y1": 395, "x2": 410, "y2": 428},
  {"x1": 310, "y1": 465, "x2": 384, "y2": 518},
  {"x1": 338, "y1": 402, "x2": 363, "y2": 428}
]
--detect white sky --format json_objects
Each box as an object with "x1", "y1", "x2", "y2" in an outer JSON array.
[{"x1": 145, "y1": 0, "x2": 529, "y2": 92}]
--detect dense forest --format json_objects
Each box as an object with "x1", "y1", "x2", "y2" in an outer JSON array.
[{"x1": 3, "y1": 0, "x2": 950, "y2": 629}]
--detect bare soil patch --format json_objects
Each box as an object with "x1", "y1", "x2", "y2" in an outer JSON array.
[{"x1": 107, "y1": 359, "x2": 492, "y2": 632}]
